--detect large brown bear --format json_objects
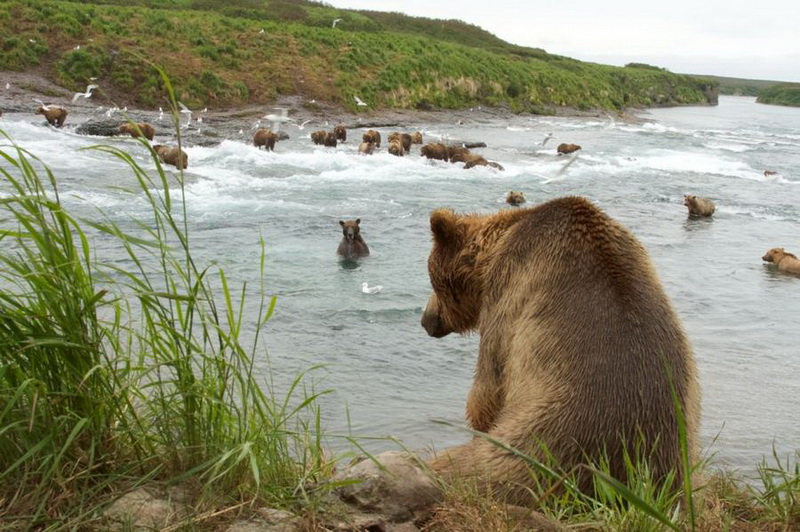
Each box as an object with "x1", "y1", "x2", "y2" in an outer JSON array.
[
  {"x1": 420, "y1": 142, "x2": 449, "y2": 161},
  {"x1": 337, "y1": 219, "x2": 370, "y2": 260},
  {"x1": 762, "y1": 247, "x2": 800, "y2": 275},
  {"x1": 334, "y1": 124, "x2": 347, "y2": 143},
  {"x1": 36, "y1": 106, "x2": 68, "y2": 127},
  {"x1": 411, "y1": 131, "x2": 423, "y2": 144},
  {"x1": 420, "y1": 196, "x2": 699, "y2": 503},
  {"x1": 253, "y1": 128, "x2": 278, "y2": 151},
  {"x1": 120, "y1": 122, "x2": 156, "y2": 141},
  {"x1": 362, "y1": 129, "x2": 381, "y2": 148},
  {"x1": 153, "y1": 145, "x2": 188, "y2": 170},
  {"x1": 683, "y1": 194, "x2": 715, "y2": 217},
  {"x1": 557, "y1": 142, "x2": 581, "y2": 155},
  {"x1": 311, "y1": 130, "x2": 327, "y2": 145}
]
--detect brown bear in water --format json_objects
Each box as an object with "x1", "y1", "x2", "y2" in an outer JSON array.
[
  {"x1": 358, "y1": 141, "x2": 375, "y2": 155},
  {"x1": 153, "y1": 145, "x2": 188, "y2": 170},
  {"x1": 120, "y1": 122, "x2": 156, "y2": 141},
  {"x1": 411, "y1": 131, "x2": 423, "y2": 144},
  {"x1": 311, "y1": 130, "x2": 327, "y2": 145},
  {"x1": 447, "y1": 145, "x2": 472, "y2": 164},
  {"x1": 253, "y1": 128, "x2": 278, "y2": 151},
  {"x1": 505, "y1": 191, "x2": 525, "y2": 206},
  {"x1": 324, "y1": 131, "x2": 338, "y2": 148},
  {"x1": 762, "y1": 247, "x2": 800, "y2": 276},
  {"x1": 420, "y1": 196, "x2": 699, "y2": 503},
  {"x1": 36, "y1": 106, "x2": 68, "y2": 127},
  {"x1": 557, "y1": 142, "x2": 581, "y2": 155},
  {"x1": 420, "y1": 142, "x2": 449, "y2": 161},
  {"x1": 388, "y1": 139, "x2": 404, "y2": 156},
  {"x1": 461, "y1": 154, "x2": 505, "y2": 171},
  {"x1": 683, "y1": 194, "x2": 715, "y2": 217},
  {"x1": 337, "y1": 219, "x2": 370, "y2": 260},
  {"x1": 334, "y1": 124, "x2": 347, "y2": 143},
  {"x1": 388, "y1": 132, "x2": 412, "y2": 154},
  {"x1": 362, "y1": 129, "x2": 381, "y2": 148}
]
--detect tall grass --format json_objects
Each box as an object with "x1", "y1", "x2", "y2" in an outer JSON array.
[{"x1": 0, "y1": 99, "x2": 331, "y2": 528}]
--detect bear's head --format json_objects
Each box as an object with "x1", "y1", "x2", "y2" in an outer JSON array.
[
  {"x1": 339, "y1": 219, "x2": 362, "y2": 241},
  {"x1": 762, "y1": 247, "x2": 785, "y2": 263},
  {"x1": 421, "y1": 209, "x2": 483, "y2": 338},
  {"x1": 683, "y1": 194, "x2": 696, "y2": 206}
]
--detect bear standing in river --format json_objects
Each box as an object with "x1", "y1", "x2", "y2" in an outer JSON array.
[
  {"x1": 337, "y1": 219, "x2": 370, "y2": 260},
  {"x1": 420, "y1": 196, "x2": 700, "y2": 503}
]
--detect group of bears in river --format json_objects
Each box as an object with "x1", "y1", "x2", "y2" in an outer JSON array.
[{"x1": 20, "y1": 101, "x2": 800, "y2": 504}]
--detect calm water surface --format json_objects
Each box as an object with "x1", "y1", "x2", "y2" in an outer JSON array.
[{"x1": 1, "y1": 96, "x2": 798, "y2": 472}]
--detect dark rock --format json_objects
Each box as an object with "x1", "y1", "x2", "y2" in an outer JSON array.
[{"x1": 76, "y1": 118, "x2": 125, "y2": 137}]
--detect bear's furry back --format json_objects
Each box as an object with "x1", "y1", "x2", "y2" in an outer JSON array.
[{"x1": 430, "y1": 196, "x2": 700, "y2": 501}]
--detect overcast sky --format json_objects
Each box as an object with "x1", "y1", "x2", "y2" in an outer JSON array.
[{"x1": 326, "y1": 0, "x2": 799, "y2": 82}]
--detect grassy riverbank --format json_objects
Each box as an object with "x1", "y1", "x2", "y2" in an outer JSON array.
[{"x1": 0, "y1": 0, "x2": 717, "y2": 112}]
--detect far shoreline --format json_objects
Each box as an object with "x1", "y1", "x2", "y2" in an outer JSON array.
[{"x1": 0, "y1": 70, "x2": 663, "y2": 146}]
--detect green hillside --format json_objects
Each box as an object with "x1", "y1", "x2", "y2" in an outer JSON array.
[
  {"x1": 697, "y1": 74, "x2": 783, "y2": 97},
  {"x1": 0, "y1": 0, "x2": 718, "y2": 112},
  {"x1": 756, "y1": 83, "x2": 800, "y2": 107}
]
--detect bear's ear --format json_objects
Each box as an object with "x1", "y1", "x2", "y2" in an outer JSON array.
[
  {"x1": 430, "y1": 209, "x2": 464, "y2": 248},
  {"x1": 339, "y1": 220, "x2": 345, "y2": 227},
  {"x1": 355, "y1": 218, "x2": 361, "y2": 225}
]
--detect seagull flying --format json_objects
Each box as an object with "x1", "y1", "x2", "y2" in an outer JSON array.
[
  {"x1": 178, "y1": 101, "x2": 192, "y2": 128},
  {"x1": 542, "y1": 153, "x2": 579, "y2": 184},
  {"x1": 72, "y1": 84, "x2": 98, "y2": 102},
  {"x1": 263, "y1": 107, "x2": 294, "y2": 133},
  {"x1": 33, "y1": 98, "x2": 50, "y2": 110},
  {"x1": 332, "y1": 18, "x2": 342, "y2": 28},
  {"x1": 294, "y1": 119, "x2": 313, "y2": 130},
  {"x1": 540, "y1": 132, "x2": 554, "y2": 147},
  {"x1": 361, "y1": 282, "x2": 382, "y2": 294},
  {"x1": 354, "y1": 95, "x2": 368, "y2": 107}
]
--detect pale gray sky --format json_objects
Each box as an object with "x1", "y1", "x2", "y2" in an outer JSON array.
[{"x1": 326, "y1": 1, "x2": 799, "y2": 82}]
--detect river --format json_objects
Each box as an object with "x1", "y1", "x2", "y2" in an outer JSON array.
[{"x1": 1, "y1": 95, "x2": 798, "y2": 473}]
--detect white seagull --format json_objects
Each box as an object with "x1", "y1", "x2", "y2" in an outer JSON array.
[
  {"x1": 294, "y1": 119, "x2": 313, "y2": 130},
  {"x1": 361, "y1": 282, "x2": 382, "y2": 294},
  {"x1": 178, "y1": 101, "x2": 192, "y2": 128},
  {"x1": 72, "y1": 84, "x2": 98, "y2": 102},
  {"x1": 540, "y1": 132, "x2": 554, "y2": 147},
  {"x1": 263, "y1": 107, "x2": 294, "y2": 132},
  {"x1": 332, "y1": 18, "x2": 342, "y2": 28},
  {"x1": 5, "y1": 82, "x2": 9, "y2": 90},
  {"x1": 33, "y1": 98, "x2": 50, "y2": 110},
  {"x1": 354, "y1": 95, "x2": 368, "y2": 107},
  {"x1": 542, "y1": 153, "x2": 579, "y2": 184}
]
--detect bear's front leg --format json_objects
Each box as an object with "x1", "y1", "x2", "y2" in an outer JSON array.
[{"x1": 465, "y1": 340, "x2": 505, "y2": 432}]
